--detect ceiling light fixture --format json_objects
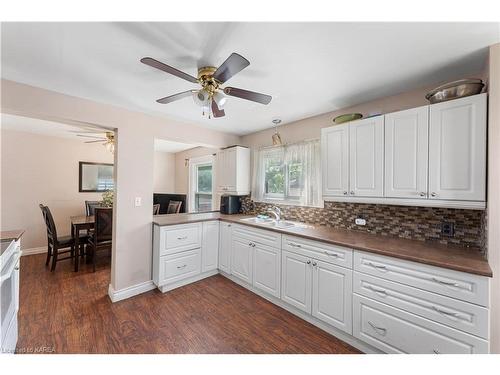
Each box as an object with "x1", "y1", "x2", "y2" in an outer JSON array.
[{"x1": 272, "y1": 119, "x2": 283, "y2": 146}]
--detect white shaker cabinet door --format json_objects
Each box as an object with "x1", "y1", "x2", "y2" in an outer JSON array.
[
  {"x1": 253, "y1": 243, "x2": 281, "y2": 298},
  {"x1": 312, "y1": 260, "x2": 353, "y2": 334},
  {"x1": 349, "y1": 116, "x2": 384, "y2": 197},
  {"x1": 201, "y1": 221, "x2": 219, "y2": 273},
  {"x1": 321, "y1": 124, "x2": 349, "y2": 197},
  {"x1": 385, "y1": 106, "x2": 429, "y2": 199},
  {"x1": 231, "y1": 236, "x2": 253, "y2": 285},
  {"x1": 281, "y1": 250, "x2": 312, "y2": 314},
  {"x1": 428, "y1": 94, "x2": 486, "y2": 201},
  {"x1": 218, "y1": 222, "x2": 232, "y2": 274}
]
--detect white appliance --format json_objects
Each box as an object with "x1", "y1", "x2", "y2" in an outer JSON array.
[{"x1": 0, "y1": 239, "x2": 21, "y2": 354}]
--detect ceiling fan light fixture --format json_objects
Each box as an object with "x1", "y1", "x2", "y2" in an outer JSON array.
[
  {"x1": 213, "y1": 91, "x2": 227, "y2": 109},
  {"x1": 192, "y1": 89, "x2": 210, "y2": 107}
]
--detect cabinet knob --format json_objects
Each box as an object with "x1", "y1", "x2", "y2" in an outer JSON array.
[
  {"x1": 419, "y1": 192, "x2": 426, "y2": 197},
  {"x1": 431, "y1": 192, "x2": 437, "y2": 197},
  {"x1": 312, "y1": 261, "x2": 317, "y2": 267},
  {"x1": 350, "y1": 191, "x2": 355, "y2": 195},
  {"x1": 306, "y1": 260, "x2": 311, "y2": 265},
  {"x1": 343, "y1": 191, "x2": 348, "y2": 195}
]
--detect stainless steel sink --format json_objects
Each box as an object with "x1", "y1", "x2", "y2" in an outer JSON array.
[{"x1": 240, "y1": 217, "x2": 305, "y2": 229}]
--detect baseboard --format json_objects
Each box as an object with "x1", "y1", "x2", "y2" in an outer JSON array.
[
  {"x1": 108, "y1": 280, "x2": 156, "y2": 303},
  {"x1": 21, "y1": 246, "x2": 46, "y2": 256},
  {"x1": 220, "y1": 272, "x2": 381, "y2": 354}
]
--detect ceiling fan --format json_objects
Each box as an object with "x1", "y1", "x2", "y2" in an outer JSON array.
[
  {"x1": 140, "y1": 53, "x2": 272, "y2": 118},
  {"x1": 76, "y1": 131, "x2": 115, "y2": 153}
]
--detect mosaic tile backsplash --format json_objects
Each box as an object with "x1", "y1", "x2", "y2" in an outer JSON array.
[{"x1": 240, "y1": 196, "x2": 486, "y2": 251}]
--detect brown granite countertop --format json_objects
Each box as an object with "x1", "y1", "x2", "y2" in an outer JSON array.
[
  {"x1": 0, "y1": 229, "x2": 25, "y2": 242},
  {"x1": 153, "y1": 213, "x2": 492, "y2": 277}
]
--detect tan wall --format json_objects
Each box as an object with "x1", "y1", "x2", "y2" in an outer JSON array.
[
  {"x1": 1, "y1": 79, "x2": 239, "y2": 292},
  {"x1": 0, "y1": 129, "x2": 113, "y2": 249},
  {"x1": 153, "y1": 151, "x2": 175, "y2": 193},
  {"x1": 487, "y1": 43, "x2": 500, "y2": 353},
  {"x1": 241, "y1": 72, "x2": 487, "y2": 149}
]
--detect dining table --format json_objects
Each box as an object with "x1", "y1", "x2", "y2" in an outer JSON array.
[{"x1": 70, "y1": 215, "x2": 94, "y2": 272}]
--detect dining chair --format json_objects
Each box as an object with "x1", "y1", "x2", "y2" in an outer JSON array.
[
  {"x1": 85, "y1": 200, "x2": 102, "y2": 216},
  {"x1": 153, "y1": 204, "x2": 160, "y2": 215},
  {"x1": 39, "y1": 204, "x2": 88, "y2": 271},
  {"x1": 167, "y1": 200, "x2": 182, "y2": 214},
  {"x1": 87, "y1": 207, "x2": 113, "y2": 272}
]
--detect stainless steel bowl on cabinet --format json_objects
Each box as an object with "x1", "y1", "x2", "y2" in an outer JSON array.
[{"x1": 425, "y1": 79, "x2": 484, "y2": 104}]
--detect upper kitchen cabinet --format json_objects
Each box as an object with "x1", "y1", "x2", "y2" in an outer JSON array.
[
  {"x1": 385, "y1": 106, "x2": 429, "y2": 199},
  {"x1": 321, "y1": 124, "x2": 349, "y2": 196},
  {"x1": 216, "y1": 146, "x2": 250, "y2": 195},
  {"x1": 428, "y1": 94, "x2": 487, "y2": 202},
  {"x1": 321, "y1": 94, "x2": 487, "y2": 209},
  {"x1": 349, "y1": 116, "x2": 385, "y2": 197}
]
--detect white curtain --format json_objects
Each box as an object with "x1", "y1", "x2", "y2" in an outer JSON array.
[{"x1": 251, "y1": 139, "x2": 322, "y2": 207}]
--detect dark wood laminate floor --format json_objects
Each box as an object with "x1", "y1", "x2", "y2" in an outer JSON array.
[{"x1": 17, "y1": 254, "x2": 361, "y2": 354}]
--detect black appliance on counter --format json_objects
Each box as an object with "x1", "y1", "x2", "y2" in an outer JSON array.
[
  {"x1": 220, "y1": 195, "x2": 241, "y2": 214},
  {"x1": 153, "y1": 193, "x2": 187, "y2": 214}
]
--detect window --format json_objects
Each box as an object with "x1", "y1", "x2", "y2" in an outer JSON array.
[
  {"x1": 195, "y1": 164, "x2": 213, "y2": 212},
  {"x1": 189, "y1": 155, "x2": 215, "y2": 213},
  {"x1": 252, "y1": 139, "x2": 321, "y2": 207}
]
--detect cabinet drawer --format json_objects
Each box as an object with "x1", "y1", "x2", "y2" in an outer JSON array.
[
  {"x1": 354, "y1": 272, "x2": 489, "y2": 339},
  {"x1": 354, "y1": 251, "x2": 489, "y2": 306},
  {"x1": 232, "y1": 224, "x2": 281, "y2": 248},
  {"x1": 158, "y1": 249, "x2": 201, "y2": 285},
  {"x1": 160, "y1": 223, "x2": 201, "y2": 255},
  {"x1": 282, "y1": 235, "x2": 353, "y2": 269},
  {"x1": 353, "y1": 294, "x2": 488, "y2": 354}
]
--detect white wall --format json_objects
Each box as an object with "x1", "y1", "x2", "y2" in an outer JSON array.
[
  {"x1": 0, "y1": 129, "x2": 114, "y2": 249},
  {"x1": 1, "y1": 79, "x2": 239, "y2": 292},
  {"x1": 153, "y1": 151, "x2": 175, "y2": 193},
  {"x1": 487, "y1": 43, "x2": 500, "y2": 354}
]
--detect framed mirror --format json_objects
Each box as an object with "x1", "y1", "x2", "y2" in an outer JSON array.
[{"x1": 79, "y1": 162, "x2": 114, "y2": 192}]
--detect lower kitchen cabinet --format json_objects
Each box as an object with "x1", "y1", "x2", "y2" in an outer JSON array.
[
  {"x1": 281, "y1": 250, "x2": 312, "y2": 314},
  {"x1": 312, "y1": 260, "x2": 353, "y2": 334},
  {"x1": 353, "y1": 294, "x2": 488, "y2": 354},
  {"x1": 201, "y1": 221, "x2": 219, "y2": 273},
  {"x1": 218, "y1": 222, "x2": 232, "y2": 274},
  {"x1": 231, "y1": 236, "x2": 253, "y2": 285},
  {"x1": 253, "y1": 243, "x2": 281, "y2": 298}
]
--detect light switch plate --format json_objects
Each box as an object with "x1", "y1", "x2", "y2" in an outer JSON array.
[
  {"x1": 355, "y1": 218, "x2": 366, "y2": 226},
  {"x1": 135, "y1": 197, "x2": 142, "y2": 207}
]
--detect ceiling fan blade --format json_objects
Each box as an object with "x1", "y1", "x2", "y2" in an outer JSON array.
[
  {"x1": 156, "y1": 90, "x2": 195, "y2": 104},
  {"x1": 213, "y1": 53, "x2": 250, "y2": 84},
  {"x1": 211, "y1": 100, "x2": 225, "y2": 118},
  {"x1": 84, "y1": 140, "x2": 106, "y2": 143},
  {"x1": 76, "y1": 134, "x2": 106, "y2": 139},
  {"x1": 223, "y1": 87, "x2": 272, "y2": 105},
  {"x1": 141, "y1": 57, "x2": 198, "y2": 83}
]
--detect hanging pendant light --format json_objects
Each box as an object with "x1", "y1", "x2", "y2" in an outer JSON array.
[{"x1": 271, "y1": 119, "x2": 283, "y2": 146}]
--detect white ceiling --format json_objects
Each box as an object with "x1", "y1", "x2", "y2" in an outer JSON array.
[
  {"x1": 0, "y1": 113, "x2": 108, "y2": 139},
  {"x1": 1, "y1": 22, "x2": 499, "y2": 135},
  {"x1": 154, "y1": 138, "x2": 195, "y2": 153}
]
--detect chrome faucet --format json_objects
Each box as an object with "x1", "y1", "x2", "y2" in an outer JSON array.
[{"x1": 267, "y1": 206, "x2": 282, "y2": 221}]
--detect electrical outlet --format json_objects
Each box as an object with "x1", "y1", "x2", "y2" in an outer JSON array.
[
  {"x1": 135, "y1": 197, "x2": 142, "y2": 207},
  {"x1": 441, "y1": 222, "x2": 455, "y2": 237},
  {"x1": 355, "y1": 218, "x2": 366, "y2": 226}
]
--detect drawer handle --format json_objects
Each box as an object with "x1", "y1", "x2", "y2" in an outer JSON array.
[
  {"x1": 324, "y1": 251, "x2": 338, "y2": 257},
  {"x1": 248, "y1": 242, "x2": 256, "y2": 247},
  {"x1": 177, "y1": 236, "x2": 188, "y2": 240},
  {"x1": 288, "y1": 242, "x2": 302, "y2": 248},
  {"x1": 366, "y1": 285, "x2": 388, "y2": 297},
  {"x1": 431, "y1": 305, "x2": 460, "y2": 318},
  {"x1": 433, "y1": 349, "x2": 440, "y2": 354},
  {"x1": 368, "y1": 321, "x2": 387, "y2": 335},
  {"x1": 431, "y1": 277, "x2": 459, "y2": 287},
  {"x1": 177, "y1": 264, "x2": 187, "y2": 269},
  {"x1": 366, "y1": 262, "x2": 388, "y2": 271}
]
